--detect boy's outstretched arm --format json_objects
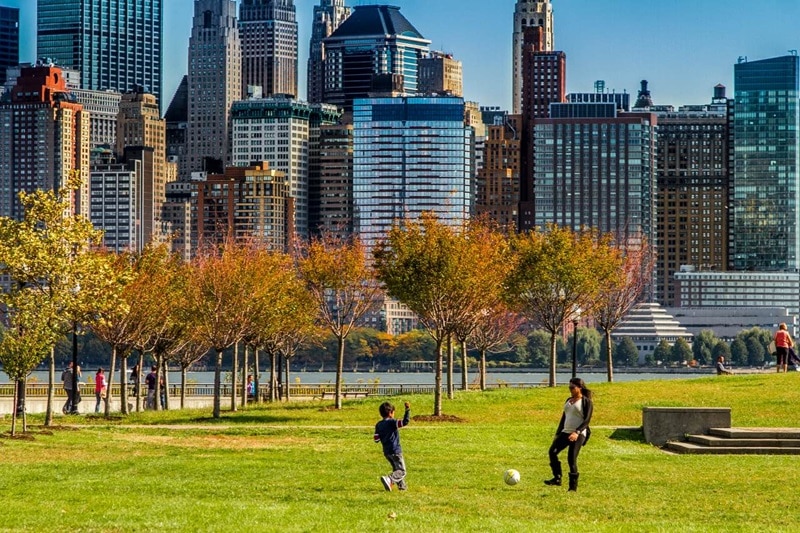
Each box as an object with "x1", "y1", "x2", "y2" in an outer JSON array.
[{"x1": 399, "y1": 402, "x2": 410, "y2": 427}]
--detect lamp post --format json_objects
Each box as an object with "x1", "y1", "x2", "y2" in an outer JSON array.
[
  {"x1": 571, "y1": 317, "x2": 579, "y2": 379},
  {"x1": 71, "y1": 320, "x2": 79, "y2": 414}
]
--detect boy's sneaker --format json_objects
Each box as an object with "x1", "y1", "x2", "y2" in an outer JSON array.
[{"x1": 381, "y1": 476, "x2": 393, "y2": 491}]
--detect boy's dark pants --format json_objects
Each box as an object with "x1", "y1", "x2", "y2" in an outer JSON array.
[{"x1": 385, "y1": 453, "x2": 407, "y2": 489}]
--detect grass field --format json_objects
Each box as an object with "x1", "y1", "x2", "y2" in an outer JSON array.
[{"x1": 1, "y1": 373, "x2": 799, "y2": 532}]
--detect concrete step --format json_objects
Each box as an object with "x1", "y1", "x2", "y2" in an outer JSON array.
[
  {"x1": 686, "y1": 434, "x2": 800, "y2": 448},
  {"x1": 665, "y1": 441, "x2": 800, "y2": 455},
  {"x1": 709, "y1": 428, "x2": 800, "y2": 439}
]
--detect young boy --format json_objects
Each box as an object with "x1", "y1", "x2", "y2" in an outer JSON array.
[{"x1": 374, "y1": 401, "x2": 410, "y2": 491}]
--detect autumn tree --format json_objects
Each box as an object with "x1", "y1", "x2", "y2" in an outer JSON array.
[
  {"x1": 297, "y1": 234, "x2": 382, "y2": 410},
  {"x1": 505, "y1": 225, "x2": 622, "y2": 386},
  {"x1": 593, "y1": 240, "x2": 653, "y2": 381},
  {"x1": 469, "y1": 305, "x2": 525, "y2": 390}
]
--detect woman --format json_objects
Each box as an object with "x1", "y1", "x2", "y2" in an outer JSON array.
[
  {"x1": 774, "y1": 323, "x2": 794, "y2": 373},
  {"x1": 544, "y1": 377, "x2": 593, "y2": 492},
  {"x1": 94, "y1": 368, "x2": 107, "y2": 413}
]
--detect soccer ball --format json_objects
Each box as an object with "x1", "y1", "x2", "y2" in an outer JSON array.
[{"x1": 503, "y1": 469, "x2": 521, "y2": 485}]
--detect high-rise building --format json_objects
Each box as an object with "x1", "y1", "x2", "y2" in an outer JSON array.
[
  {"x1": 186, "y1": 0, "x2": 242, "y2": 178},
  {"x1": 353, "y1": 96, "x2": 473, "y2": 252},
  {"x1": 0, "y1": 6, "x2": 19, "y2": 86},
  {"x1": 240, "y1": 0, "x2": 298, "y2": 98},
  {"x1": 476, "y1": 113, "x2": 522, "y2": 233},
  {"x1": 89, "y1": 148, "x2": 138, "y2": 252},
  {"x1": 0, "y1": 65, "x2": 90, "y2": 219},
  {"x1": 230, "y1": 96, "x2": 340, "y2": 238},
  {"x1": 307, "y1": 0, "x2": 351, "y2": 104},
  {"x1": 532, "y1": 103, "x2": 657, "y2": 251},
  {"x1": 322, "y1": 5, "x2": 430, "y2": 111},
  {"x1": 164, "y1": 75, "x2": 189, "y2": 177},
  {"x1": 731, "y1": 55, "x2": 800, "y2": 271},
  {"x1": 70, "y1": 89, "x2": 122, "y2": 149},
  {"x1": 37, "y1": 0, "x2": 162, "y2": 109},
  {"x1": 654, "y1": 86, "x2": 731, "y2": 306},
  {"x1": 418, "y1": 51, "x2": 463, "y2": 97},
  {"x1": 512, "y1": 0, "x2": 553, "y2": 114},
  {"x1": 309, "y1": 121, "x2": 353, "y2": 239}
]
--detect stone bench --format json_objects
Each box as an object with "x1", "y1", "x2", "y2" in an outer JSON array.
[{"x1": 642, "y1": 407, "x2": 731, "y2": 446}]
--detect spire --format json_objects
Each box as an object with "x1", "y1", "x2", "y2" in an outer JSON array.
[{"x1": 634, "y1": 80, "x2": 653, "y2": 109}]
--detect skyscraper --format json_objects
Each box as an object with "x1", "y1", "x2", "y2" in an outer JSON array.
[
  {"x1": 0, "y1": 6, "x2": 19, "y2": 86},
  {"x1": 240, "y1": 0, "x2": 298, "y2": 98},
  {"x1": 37, "y1": 0, "x2": 162, "y2": 109},
  {"x1": 307, "y1": 0, "x2": 351, "y2": 104},
  {"x1": 512, "y1": 0, "x2": 554, "y2": 114},
  {"x1": 476, "y1": 112, "x2": 521, "y2": 233},
  {"x1": 186, "y1": 0, "x2": 241, "y2": 178},
  {"x1": 322, "y1": 5, "x2": 430, "y2": 111},
  {"x1": 732, "y1": 55, "x2": 800, "y2": 271},
  {"x1": 418, "y1": 51, "x2": 463, "y2": 97}
]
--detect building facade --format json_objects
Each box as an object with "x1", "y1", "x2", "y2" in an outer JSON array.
[
  {"x1": 70, "y1": 88, "x2": 122, "y2": 149},
  {"x1": 239, "y1": 0, "x2": 298, "y2": 98},
  {"x1": 418, "y1": 51, "x2": 463, "y2": 97},
  {"x1": 322, "y1": 5, "x2": 430, "y2": 111},
  {"x1": 308, "y1": 121, "x2": 353, "y2": 239},
  {"x1": 37, "y1": 0, "x2": 162, "y2": 109},
  {"x1": 512, "y1": 0, "x2": 553, "y2": 114},
  {"x1": 476, "y1": 112, "x2": 521, "y2": 233},
  {"x1": 0, "y1": 65, "x2": 90, "y2": 219},
  {"x1": 307, "y1": 0, "x2": 351, "y2": 104},
  {"x1": 353, "y1": 96, "x2": 473, "y2": 252},
  {"x1": 186, "y1": 0, "x2": 241, "y2": 178},
  {"x1": 731, "y1": 55, "x2": 800, "y2": 271},
  {"x1": 0, "y1": 6, "x2": 18, "y2": 86}
]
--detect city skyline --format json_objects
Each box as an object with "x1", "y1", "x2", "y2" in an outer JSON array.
[{"x1": 2, "y1": 0, "x2": 798, "y2": 110}]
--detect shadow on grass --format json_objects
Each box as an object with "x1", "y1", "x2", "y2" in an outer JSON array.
[
  {"x1": 609, "y1": 426, "x2": 646, "y2": 443},
  {"x1": 187, "y1": 414, "x2": 300, "y2": 424}
]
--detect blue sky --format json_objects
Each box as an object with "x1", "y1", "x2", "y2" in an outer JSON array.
[{"x1": 5, "y1": 0, "x2": 800, "y2": 110}]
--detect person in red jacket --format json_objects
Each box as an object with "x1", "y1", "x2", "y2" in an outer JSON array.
[{"x1": 774, "y1": 323, "x2": 794, "y2": 373}]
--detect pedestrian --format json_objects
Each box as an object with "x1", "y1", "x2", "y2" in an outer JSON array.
[
  {"x1": 374, "y1": 400, "x2": 411, "y2": 491},
  {"x1": 61, "y1": 362, "x2": 74, "y2": 414},
  {"x1": 544, "y1": 377, "x2": 593, "y2": 492},
  {"x1": 94, "y1": 368, "x2": 107, "y2": 413},
  {"x1": 145, "y1": 366, "x2": 157, "y2": 409},
  {"x1": 716, "y1": 356, "x2": 732, "y2": 375},
  {"x1": 130, "y1": 364, "x2": 140, "y2": 399},
  {"x1": 246, "y1": 374, "x2": 255, "y2": 399},
  {"x1": 774, "y1": 323, "x2": 794, "y2": 373}
]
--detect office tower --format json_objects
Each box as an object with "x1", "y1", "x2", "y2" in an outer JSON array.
[
  {"x1": 518, "y1": 26, "x2": 565, "y2": 232},
  {"x1": 307, "y1": 0, "x2": 351, "y2": 104},
  {"x1": 309, "y1": 121, "x2": 353, "y2": 239},
  {"x1": 418, "y1": 51, "x2": 463, "y2": 97},
  {"x1": 162, "y1": 180, "x2": 194, "y2": 262},
  {"x1": 732, "y1": 55, "x2": 800, "y2": 271},
  {"x1": 322, "y1": 5, "x2": 430, "y2": 111},
  {"x1": 186, "y1": 0, "x2": 241, "y2": 178},
  {"x1": 512, "y1": 0, "x2": 553, "y2": 114},
  {"x1": 0, "y1": 65, "x2": 89, "y2": 219},
  {"x1": 116, "y1": 89, "x2": 168, "y2": 248},
  {"x1": 164, "y1": 76, "x2": 189, "y2": 177},
  {"x1": 353, "y1": 96, "x2": 473, "y2": 252},
  {"x1": 532, "y1": 102, "x2": 657, "y2": 251},
  {"x1": 89, "y1": 148, "x2": 138, "y2": 252},
  {"x1": 37, "y1": 0, "x2": 162, "y2": 109},
  {"x1": 240, "y1": 0, "x2": 298, "y2": 98},
  {"x1": 230, "y1": 96, "x2": 340, "y2": 238},
  {"x1": 476, "y1": 113, "x2": 522, "y2": 233},
  {"x1": 654, "y1": 86, "x2": 731, "y2": 306},
  {"x1": 70, "y1": 89, "x2": 122, "y2": 149},
  {"x1": 0, "y1": 6, "x2": 18, "y2": 86}
]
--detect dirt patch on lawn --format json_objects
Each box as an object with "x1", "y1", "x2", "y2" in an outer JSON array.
[
  {"x1": 412, "y1": 414, "x2": 467, "y2": 423},
  {"x1": 116, "y1": 433, "x2": 314, "y2": 450}
]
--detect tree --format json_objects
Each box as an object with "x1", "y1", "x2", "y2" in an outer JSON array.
[
  {"x1": 469, "y1": 306, "x2": 524, "y2": 390},
  {"x1": 692, "y1": 330, "x2": 718, "y2": 365},
  {"x1": 653, "y1": 339, "x2": 672, "y2": 365},
  {"x1": 297, "y1": 234, "x2": 382, "y2": 410},
  {"x1": 505, "y1": 225, "x2": 622, "y2": 386},
  {"x1": 526, "y1": 330, "x2": 552, "y2": 368},
  {"x1": 576, "y1": 327, "x2": 602, "y2": 366},
  {"x1": 616, "y1": 337, "x2": 640, "y2": 366},
  {"x1": 730, "y1": 338, "x2": 748, "y2": 365},
  {"x1": 593, "y1": 241, "x2": 653, "y2": 381},
  {"x1": 745, "y1": 337, "x2": 766, "y2": 367},
  {"x1": 712, "y1": 341, "x2": 731, "y2": 361},
  {"x1": 671, "y1": 338, "x2": 693, "y2": 364}
]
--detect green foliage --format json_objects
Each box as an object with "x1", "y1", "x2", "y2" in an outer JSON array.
[
  {"x1": 730, "y1": 338, "x2": 749, "y2": 365},
  {"x1": 712, "y1": 341, "x2": 731, "y2": 361},
  {"x1": 692, "y1": 330, "x2": 718, "y2": 365},
  {"x1": 616, "y1": 337, "x2": 640, "y2": 366},
  {"x1": 576, "y1": 327, "x2": 602, "y2": 365},
  {"x1": 737, "y1": 328, "x2": 772, "y2": 367},
  {"x1": 671, "y1": 338, "x2": 693, "y2": 364},
  {"x1": 526, "y1": 330, "x2": 552, "y2": 367},
  {"x1": 653, "y1": 339, "x2": 672, "y2": 364}
]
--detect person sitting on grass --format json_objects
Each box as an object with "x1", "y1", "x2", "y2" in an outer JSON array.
[
  {"x1": 374, "y1": 400, "x2": 410, "y2": 491},
  {"x1": 716, "y1": 356, "x2": 733, "y2": 375}
]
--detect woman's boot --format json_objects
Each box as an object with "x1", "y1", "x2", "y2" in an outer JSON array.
[
  {"x1": 568, "y1": 473, "x2": 579, "y2": 492},
  {"x1": 544, "y1": 460, "x2": 562, "y2": 486}
]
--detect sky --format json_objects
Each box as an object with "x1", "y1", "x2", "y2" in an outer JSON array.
[{"x1": 4, "y1": 0, "x2": 800, "y2": 111}]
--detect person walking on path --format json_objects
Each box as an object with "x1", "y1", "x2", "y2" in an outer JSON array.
[
  {"x1": 544, "y1": 377, "x2": 593, "y2": 492},
  {"x1": 374, "y1": 401, "x2": 411, "y2": 491},
  {"x1": 145, "y1": 366, "x2": 157, "y2": 409},
  {"x1": 94, "y1": 368, "x2": 107, "y2": 413},
  {"x1": 774, "y1": 323, "x2": 794, "y2": 373},
  {"x1": 61, "y1": 362, "x2": 74, "y2": 414}
]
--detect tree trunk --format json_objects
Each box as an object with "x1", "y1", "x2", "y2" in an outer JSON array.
[
  {"x1": 136, "y1": 352, "x2": 144, "y2": 412},
  {"x1": 335, "y1": 335, "x2": 345, "y2": 409},
  {"x1": 605, "y1": 329, "x2": 614, "y2": 383},
  {"x1": 434, "y1": 340, "x2": 443, "y2": 416},
  {"x1": 230, "y1": 342, "x2": 238, "y2": 412},
  {"x1": 447, "y1": 334, "x2": 454, "y2": 399},
  {"x1": 21, "y1": 377, "x2": 28, "y2": 432},
  {"x1": 181, "y1": 366, "x2": 187, "y2": 410},
  {"x1": 45, "y1": 348, "x2": 55, "y2": 426},
  {"x1": 104, "y1": 346, "x2": 116, "y2": 417},
  {"x1": 213, "y1": 348, "x2": 223, "y2": 418},
  {"x1": 284, "y1": 356, "x2": 291, "y2": 402},
  {"x1": 549, "y1": 331, "x2": 558, "y2": 387},
  {"x1": 269, "y1": 351, "x2": 277, "y2": 402},
  {"x1": 11, "y1": 379, "x2": 18, "y2": 437},
  {"x1": 461, "y1": 339, "x2": 469, "y2": 391},
  {"x1": 162, "y1": 361, "x2": 170, "y2": 411},
  {"x1": 254, "y1": 349, "x2": 261, "y2": 404},
  {"x1": 120, "y1": 354, "x2": 129, "y2": 415},
  {"x1": 154, "y1": 355, "x2": 162, "y2": 412},
  {"x1": 241, "y1": 345, "x2": 248, "y2": 408},
  {"x1": 480, "y1": 349, "x2": 487, "y2": 391}
]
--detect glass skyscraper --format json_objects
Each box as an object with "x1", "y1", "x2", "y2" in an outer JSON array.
[
  {"x1": 0, "y1": 6, "x2": 19, "y2": 86},
  {"x1": 732, "y1": 55, "x2": 800, "y2": 271},
  {"x1": 239, "y1": 0, "x2": 298, "y2": 98},
  {"x1": 37, "y1": 0, "x2": 162, "y2": 109},
  {"x1": 353, "y1": 96, "x2": 473, "y2": 252}
]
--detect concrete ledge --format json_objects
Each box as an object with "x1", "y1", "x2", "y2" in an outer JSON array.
[{"x1": 642, "y1": 407, "x2": 731, "y2": 446}]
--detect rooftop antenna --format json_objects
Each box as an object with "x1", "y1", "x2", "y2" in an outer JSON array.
[{"x1": 737, "y1": 56, "x2": 747, "y2": 64}]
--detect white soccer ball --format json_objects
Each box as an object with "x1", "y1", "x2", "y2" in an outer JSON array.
[{"x1": 503, "y1": 469, "x2": 521, "y2": 485}]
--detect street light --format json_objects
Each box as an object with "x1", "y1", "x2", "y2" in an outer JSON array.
[
  {"x1": 70, "y1": 320, "x2": 79, "y2": 414},
  {"x1": 571, "y1": 317, "x2": 579, "y2": 379}
]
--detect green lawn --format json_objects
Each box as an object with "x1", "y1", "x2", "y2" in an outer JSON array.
[{"x1": 1, "y1": 373, "x2": 799, "y2": 532}]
